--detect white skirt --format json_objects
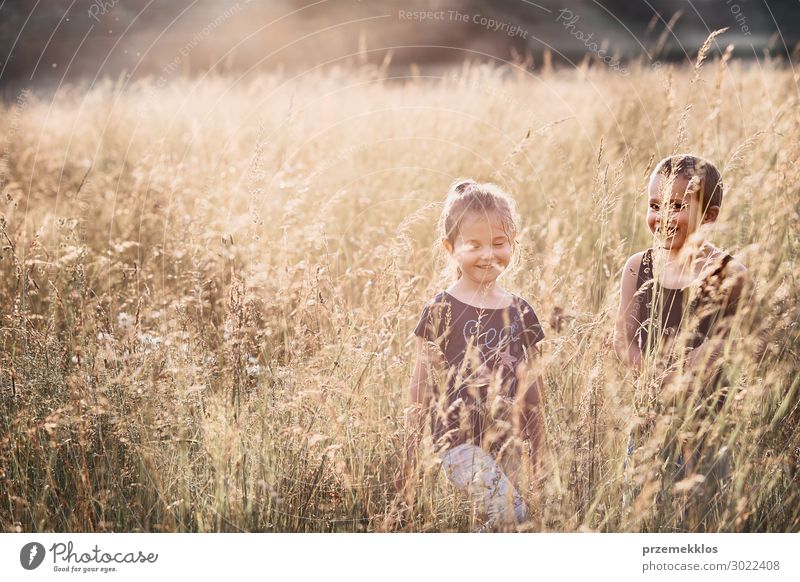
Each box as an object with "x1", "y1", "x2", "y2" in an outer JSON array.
[{"x1": 440, "y1": 443, "x2": 528, "y2": 531}]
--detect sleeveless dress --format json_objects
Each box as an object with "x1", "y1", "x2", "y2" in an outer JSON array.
[
  {"x1": 633, "y1": 248, "x2": 735, "y2": 361},
  {"x1": 627, "y1": 248, "x2": 741, "y2": 493}
]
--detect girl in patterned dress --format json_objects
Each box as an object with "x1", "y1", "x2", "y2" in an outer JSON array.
[{"x1": 396, "y1": 179, "x2": 546, "y2": 531}]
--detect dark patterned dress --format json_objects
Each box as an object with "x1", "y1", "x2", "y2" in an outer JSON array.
[{"x1": 414, "y1": 292, "x2": 544, "y2": 453}]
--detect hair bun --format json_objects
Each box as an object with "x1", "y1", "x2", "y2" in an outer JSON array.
[{"x1": 450, "y1": 178, "x2": 477, "y2": 196}]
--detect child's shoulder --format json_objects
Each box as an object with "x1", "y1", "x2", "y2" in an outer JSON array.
[
  {"x1": 699, "y1": 248, "x2": 751, "y2": 314},
  {"x1": 414, "y1": 292, "x2": 453, "y2": 339},
  {"x1": 623, "y1": 250, "x2": 649, "y2": 274},
  {"x1": 427, "y1": 290, "x2": 452, "y2": 307},
  {"x1": 721, "y1": 253, "x2": 747, "y2": 277},
  {"x1": 616, "y1": 251, "x2": 650, "y2": 290},
  {"x1": 507, "y1": 293, "x2": 545, "y2": 343},
  {"x1": 508, "y1": 292, "x2": 535, "y2": 310},
  {"x1": 419, "y1": 291, "x2": 453, "y2": 316},
  {"x1": 713, "y1": 249, "x2": 750, "y2": 292},
  {"x1": 705, "y1": 245, "x2": 747, "y2": 277},
  {"x1": 507, "y1": 293, "x2": 542, "y2": 320}
]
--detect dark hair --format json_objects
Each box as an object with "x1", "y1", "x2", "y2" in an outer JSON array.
[
  {"x1": 438, "y1": 178, "x2": 519, "y2": 279},
  {"x1": 651, "y1": 154, "x2": 723, "y2": 214}
]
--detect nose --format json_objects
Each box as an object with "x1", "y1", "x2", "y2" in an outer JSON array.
[{"x1": 654, "y1": 209, "x2": 676, "y2": 224}]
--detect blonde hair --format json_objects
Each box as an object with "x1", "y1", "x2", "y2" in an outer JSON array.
[{"x1": 438, "y1": 178, "x2": 521, "y2": 279}]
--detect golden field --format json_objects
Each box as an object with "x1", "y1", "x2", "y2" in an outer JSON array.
[{"x1": 1, "y1": 48, "x2": 798, "y2": 532}]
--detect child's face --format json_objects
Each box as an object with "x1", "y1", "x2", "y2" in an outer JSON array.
[
  {"x1": 647, "y1": 173, "x2": 716, "y2": 251},
  {"x1": 444, "y1": 211, "x2": 513, "y2": 286}
]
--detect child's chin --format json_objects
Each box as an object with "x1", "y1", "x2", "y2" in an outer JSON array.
[
  {"x1": 654, "y1": 231, "x2": 684, "y2": 249},
  {"x1": 473, "y1": 268, "x2": 500, "y2": 280}
]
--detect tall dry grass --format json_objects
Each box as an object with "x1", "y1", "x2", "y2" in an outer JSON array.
[{"x1": 0, "y1": 48, "x2": 798, "y2": 532}]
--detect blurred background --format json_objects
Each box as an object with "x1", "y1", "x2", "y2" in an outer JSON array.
[{"x1": 2, "y1": 0, "x2": 799, "y2": 97}]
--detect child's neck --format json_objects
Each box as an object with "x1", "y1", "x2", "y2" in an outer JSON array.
[
  {"x1": 664, "y1": 239, "x2": 709, "y2": 264},
  {"x1": 447, "y1": 278, "x2": 511, "y2": 307},
  {"x1": 657, "y1": 240, "x2": 718, "y2": 283}
]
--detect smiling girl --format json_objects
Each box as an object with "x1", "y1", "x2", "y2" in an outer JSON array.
[{"x1": 396, "y1": 179, "x2": 545, "y2": 531}]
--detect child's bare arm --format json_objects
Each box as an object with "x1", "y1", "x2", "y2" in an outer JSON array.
[
  {"x1": 396, "y1": 337, "x2": 435, "y2": 497},
  {"x1": 518, "y1": 354, "x2": 546, "y2": 477},
  {"x1": 405, "y1": 337, "x2": 432, "y2": 457},
  {"x1": 614, "y1": 252, "x2": 645, "y2": 370}
]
